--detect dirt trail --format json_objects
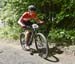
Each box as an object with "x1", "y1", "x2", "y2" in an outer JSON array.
[{"x1": 0, "y1": 38, "x2": 75, "y2": 64}]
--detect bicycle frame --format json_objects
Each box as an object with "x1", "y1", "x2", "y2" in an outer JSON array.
[
  {"x1": 24, "y1": 24, "x2": 39, "y2": 45},
  {"x1": 29, "y1": 27, "x2": 38, "y2": 44}
]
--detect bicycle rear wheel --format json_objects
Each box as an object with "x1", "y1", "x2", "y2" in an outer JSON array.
[
  {"x1": 35, "y1": 33, "x2": 49, "y2": 59},
  {"x1": 20, "y1": 32, "x2": 26, "y2": 50},
  {"x1": 20, "y1": 32, "x2": 33, "y2": 50}
]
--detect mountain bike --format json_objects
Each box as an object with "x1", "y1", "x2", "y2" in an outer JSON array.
[{"x1": 20, "y1": 24, "x2": 49, "y2": 59}]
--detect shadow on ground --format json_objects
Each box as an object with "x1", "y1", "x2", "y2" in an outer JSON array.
[
  {"x1": 45, "y1": 47, "x2": 63, "y2": 62},
  {"x1": 29, "y1": 47, "x2": 63, "y2": 62}
]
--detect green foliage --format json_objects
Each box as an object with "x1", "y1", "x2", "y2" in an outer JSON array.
[
  {"x1": 0, "y1": 0, "x2": 75, "y2": 44},
  {"x1": 0, "y1": 25, "x2": 21, "y2": 39},
  {"x1": 48, "y1": 29, "x2": 75, "y2": 44}
]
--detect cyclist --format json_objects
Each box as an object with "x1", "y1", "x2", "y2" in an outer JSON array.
[{"x1": 18, "y1": 5, "x2": 44, "y2": 50}]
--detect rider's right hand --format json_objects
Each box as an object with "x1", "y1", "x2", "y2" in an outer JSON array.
[{"x1": 22, "y1": 26, "x2": 27, "y2": 28}]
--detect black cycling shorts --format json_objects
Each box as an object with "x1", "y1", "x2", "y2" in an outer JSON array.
[{"x1": 22, "y1": 21, "x2": 33, "y2": 26}]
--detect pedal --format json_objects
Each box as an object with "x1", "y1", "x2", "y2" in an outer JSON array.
[{"x1": 30, "y1": 49, "x2": 34, "y2": 55}]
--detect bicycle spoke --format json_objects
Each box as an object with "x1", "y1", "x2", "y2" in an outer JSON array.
[{"x1": 35, "y1": 33, "x2": 49, "y2": 59}]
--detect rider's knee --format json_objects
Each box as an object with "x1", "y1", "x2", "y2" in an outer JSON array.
[{"x1": 25, "y1": 30, "x2": 31, "y2": 35}]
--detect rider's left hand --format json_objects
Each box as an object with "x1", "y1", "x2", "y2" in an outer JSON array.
[{"x1": 39, "y1": 21, "x2": 44, "y2": 25}]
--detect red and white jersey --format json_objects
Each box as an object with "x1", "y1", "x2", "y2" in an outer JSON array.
[{"x1": 21, "y1": 11, "x2": 37, "y2": 22}]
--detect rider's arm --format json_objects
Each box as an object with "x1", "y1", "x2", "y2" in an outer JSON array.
[
  {"x1": 18, "y1": 12, "x2": 28, "y2": 27},
  {"x1": 34, "y1": 17, "x2": 44, "y2": 24},
  {"x1": 18, "y1": 16, "x2": 25, "y2": 27},
  {"x1": 31, "y1": 12, "x2": 44, "y2": 24}
]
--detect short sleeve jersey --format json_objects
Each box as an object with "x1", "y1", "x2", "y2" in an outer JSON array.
[{"x1": 21, "y1": 11, "x2": 37, "y2": 22}]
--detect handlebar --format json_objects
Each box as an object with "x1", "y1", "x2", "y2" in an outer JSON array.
[{"x1": 23, "y1": 24, "x2": 39, "y2": 30}]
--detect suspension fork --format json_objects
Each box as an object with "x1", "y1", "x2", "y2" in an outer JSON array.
[{"x1": 33, "y1": 29, "x2": 37, "y2": 40}]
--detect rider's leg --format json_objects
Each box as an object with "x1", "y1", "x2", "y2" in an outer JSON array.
[
  {"x1": 25, "y1": 30, "x2": 32, "y2": 45},
  {"x1": 25, "y1": 30, "x2": 32, "y2": 50}
]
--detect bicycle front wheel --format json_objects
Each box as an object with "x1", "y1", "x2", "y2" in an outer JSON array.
[{"x1": 35, "y1": 33, "x2": 49, "y2": 59}]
